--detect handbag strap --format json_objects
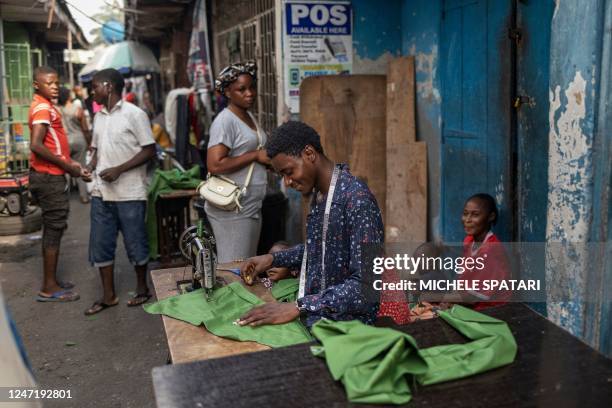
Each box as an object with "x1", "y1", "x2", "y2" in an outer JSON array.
[
  {"x1": 241, "y1": 111, "x2": 264, "y2": 192},
  {"x1": 298, "y1": 164, "x2": 340, "y2": 299}
]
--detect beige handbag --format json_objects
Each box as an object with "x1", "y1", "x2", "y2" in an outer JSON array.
[{"x1": 198, "y1": 112, "x2": 263, "y2": 212}]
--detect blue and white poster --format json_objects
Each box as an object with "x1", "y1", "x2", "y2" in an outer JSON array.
[{"x1": 283, "y1": 1, "x2": 353, "y2": 113}]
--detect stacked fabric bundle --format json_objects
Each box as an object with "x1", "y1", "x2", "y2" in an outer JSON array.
[{"x1": 311, "y1": 305, "x2": 517, "y2": 404}]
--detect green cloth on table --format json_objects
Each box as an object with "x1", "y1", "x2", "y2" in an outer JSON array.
[
  {"x1": 271, "y1": 278, "x2": 299, "y2": 302},
  {"x1": 146, "y1": 166, "x2": 202, "y2": 258},
  {"x1": 310, "y1": 305, "x2": 517, "y2": 405},
  {"x1": 144, "y1": 282, "x2": 313, "y2": 348}
]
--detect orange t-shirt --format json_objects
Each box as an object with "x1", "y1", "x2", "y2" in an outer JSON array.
[{"x1": 28, "y1": 94, "x2": 70, "y2": 175}]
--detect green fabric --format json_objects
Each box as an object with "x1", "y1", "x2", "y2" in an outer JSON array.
[
  {"x1": 271, "y1": 278, "x2": 299, "y2": 302},
  {"x1": 310, "y1": 305, "x2": 517, "y2": 405},
  {"x1": 144, "y1": 282, "x2": 313, "y2": 348},
  {"x1": 146, "y1": 166, "x2": 202, "y2": 258}
]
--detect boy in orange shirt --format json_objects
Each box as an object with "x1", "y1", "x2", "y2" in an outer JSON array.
[{"x1": 29, "y1": 66, "x2": 90, "y2": 302}]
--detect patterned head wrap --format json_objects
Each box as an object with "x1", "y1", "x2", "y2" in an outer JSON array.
[{"x1": 215, "y1": 61, "x2": 257, "y2": 94}]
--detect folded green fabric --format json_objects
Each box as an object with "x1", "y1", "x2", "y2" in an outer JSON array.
[
  {"x1": 271, "y1": 278, "x2": 299, "y2": 302},
  {"x1": 144, "y1": 282, "x2": 312, "y2": 348},
  {"x1": 146, "y1": 166, "x2": 202, "y2": 258},
  {"x1": 310, "y1": 305, "x2": 517, "y2": 405}
]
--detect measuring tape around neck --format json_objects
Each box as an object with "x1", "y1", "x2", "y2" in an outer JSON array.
[{"x1": 298, "y1": 165, "x2": 341, "y2": 299}]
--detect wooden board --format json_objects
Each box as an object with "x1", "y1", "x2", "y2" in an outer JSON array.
[
  {"x1": 385, "y1": 57, "x2": 427, "y2": 243},
  {"x1": 386, "y1": 56, "x2": 416, "y2": 143},
  {"x1": 151, "y1": 263, "x2": 272, "y2": 364},
  {"x1": 300, "y1": 75, "x2": 387, "y2": 220}
]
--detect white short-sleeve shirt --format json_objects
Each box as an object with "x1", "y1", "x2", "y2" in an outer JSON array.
[{"x1": 91, "y1": 100, "x2": 155, "y2": 201}]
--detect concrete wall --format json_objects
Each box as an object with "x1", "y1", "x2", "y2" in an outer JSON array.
[
  {"x1": 399, "y1": 0, "x2": 442, "y2": 241},
  {"x1": 351, "y1": 0, "x2": 442, "y2": 240},
  {"x1": 545, "y1": 0, "x2": 612, "y2": 355},
  {"x1": 351, "y1": 0, "x2": 402, "y2": 74}
]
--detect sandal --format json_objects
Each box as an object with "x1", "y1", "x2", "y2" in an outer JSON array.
[
  {"x1": 36, "y1": 290, "x2": 80, "y2": 302},
  {"x1": 58, "y1": 281, "x2": 75, "y2": 290},
  {"x1": 127, "y1": 293, "x2": 152, "y2": 307},
  {"x1": 84, "y1": 298, "x2": 119, "y2": 316}
]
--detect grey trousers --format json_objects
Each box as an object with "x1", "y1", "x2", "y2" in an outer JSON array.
[{"x1": 207, "y1": 214, "x2": 262, "y2": 263}]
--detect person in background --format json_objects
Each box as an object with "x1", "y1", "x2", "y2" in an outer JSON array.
[
  {"x1": 142, "y1": 91, "x2": 156, "y2": 119},
  {"x1": 420, "y1": 193, "x2": 511, "y2": 309},
  {"x1": 84, "y1": 68, "x2": 156, "y2": 315},
  {"x1": 123, "y1": 80, "x2": 137, "y2": 104},
  {"x1": 72, "y1": 84, "x2": 85, "y2": 109},
  {"x1": 57, "y1": 87, "x2": 91, "y2": 204},
  {"x1": 29, "y1": 66, "x2": 89, "y2": 302},
  {"x1": 265, "y1": 241, "x2": 296, "y2": 282},
  {"x1": 205, "y1": 61, "x2": 270, "y2": 263}
]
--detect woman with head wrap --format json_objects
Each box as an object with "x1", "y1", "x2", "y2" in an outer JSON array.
[{"x1": 205, "y1": 61, "x2": 270, "y2": 263}]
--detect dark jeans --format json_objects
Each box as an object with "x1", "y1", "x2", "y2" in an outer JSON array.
[
  {"x1": 88, "y1": 197, "x2": 149, "y2": 267},
  {"x1": 29, "y1": 170, "x2": 69, "y2": 249}
]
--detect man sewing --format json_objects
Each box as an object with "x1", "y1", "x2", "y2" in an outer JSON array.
[{"x1": 239, "y1": 121, "x2": 384, "y2": 327}]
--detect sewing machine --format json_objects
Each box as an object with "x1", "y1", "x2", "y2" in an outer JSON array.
[{"x1": 178, "y1": 221, "x2": 218, "y2": 299}]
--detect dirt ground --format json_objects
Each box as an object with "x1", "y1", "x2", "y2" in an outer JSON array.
[{"x1": 0, "y1": 194, "x2": 168, "y2": 408}]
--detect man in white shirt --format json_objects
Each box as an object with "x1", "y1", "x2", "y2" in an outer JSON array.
[{"x1": 84, "y1": 68, "x2": 156, "y2": 316}]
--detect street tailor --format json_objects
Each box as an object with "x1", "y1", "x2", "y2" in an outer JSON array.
[{"x1": 239, "y1": 121, "x2": 384, "y2": 327}]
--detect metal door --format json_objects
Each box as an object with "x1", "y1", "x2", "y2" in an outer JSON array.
[{"x1": 440, "y1": 0, "x2": 514, "y2": 241}]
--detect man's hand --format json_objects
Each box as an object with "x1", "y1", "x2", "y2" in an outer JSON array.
[
  {"x1": 99, "y1": 166, "x2": 123, "y2": 182},
  {"x1": 66, "y1": 161, "x2": 82, "y2": 177},
  {"x1": 238, "y1": 302, "x2": 300, "y2": 327},
  {"x1": 80, "y1": 167, "x2": 92, "y2": 182},
  {"x1": 240, "y1": 254, "x2": 273, "y2": 285}
]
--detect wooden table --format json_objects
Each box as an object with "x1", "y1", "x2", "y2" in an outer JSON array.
[
  {"x1": 151, "y1": 303, "x2": 612, "y2": 407},
  {"x1": 151, "y1": 264, "x2": 272, "y2": 364}
]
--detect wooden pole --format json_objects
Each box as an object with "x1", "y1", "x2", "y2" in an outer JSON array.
[
  {"x1": 67, "y1": 29, "x2": 74, "y2": 88},
  {"x1": 47, "y1": 0, "x2": 56, "y2": 29}
]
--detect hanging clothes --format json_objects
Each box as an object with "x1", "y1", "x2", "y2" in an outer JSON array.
[{"x1": 310, "y1": 305, "x2": 517, "y2": 405}]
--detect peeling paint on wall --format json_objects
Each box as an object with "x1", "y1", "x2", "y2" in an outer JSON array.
[
  {"x1": 408, "y1": 44, "x2": 441, "y2": 103},
  {"x1": 545, "y1": 70, "x2": 592, "y2": 332},
  {"x1": 547, "y1": 71, "x2": 591, "y2": 242},
  {"x1": 495, "y1": 174, "x2": 505, "y2": 206},
  {"x1": 353, "y1": 51, "x2": 398, "y2": 75}
]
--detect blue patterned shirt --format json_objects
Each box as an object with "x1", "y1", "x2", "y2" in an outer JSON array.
[{"x1": 272, "y1": 164, "x2": 384, "y2": 326}]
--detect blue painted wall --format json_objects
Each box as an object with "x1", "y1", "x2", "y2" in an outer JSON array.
[
  {"x1": 544, "y1": 0, "x2": 609, "y2": 355},
  {"x1": 352, "y1": 0, "x2": 402, "y2": 62},
  {"x1": 351, "y1": 0, "x2": 611, "y2": 355},
  {"x1": 400, "y1": 0, "x2": 443, "y2": 241},
  {"x1": 516, "y1": 1, "x2": 555, "y2": 316},
  {"x1": 589, "y1": 0, "x2": 612, "y2": 357}
]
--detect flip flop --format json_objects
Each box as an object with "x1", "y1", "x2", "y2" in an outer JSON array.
[
  {"x1": 127, "y1": 293, "x2": 152, "y2": 307},
  {"x1": 36, "y1": 290, "x2": 80, "y2": 303},
  {"x1": 84, "y1": 298, "x2": 119, "y2": 316},
  {"x1": 58, "y1": 281, "x2": 75, "y2": 289}
]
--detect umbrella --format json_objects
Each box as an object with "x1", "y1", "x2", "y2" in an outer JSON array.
[{"x1": 78, "y1": 41, "x2": 160, "y2": 82}]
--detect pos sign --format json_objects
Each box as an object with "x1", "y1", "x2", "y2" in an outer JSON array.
[{"x1": 286, "y1": 2, "x2": 352, "y2": 35}]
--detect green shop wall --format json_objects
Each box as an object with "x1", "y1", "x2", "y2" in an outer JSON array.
[{"x1": 2, "y1": 21, "x2": 34, "y2": 140}]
